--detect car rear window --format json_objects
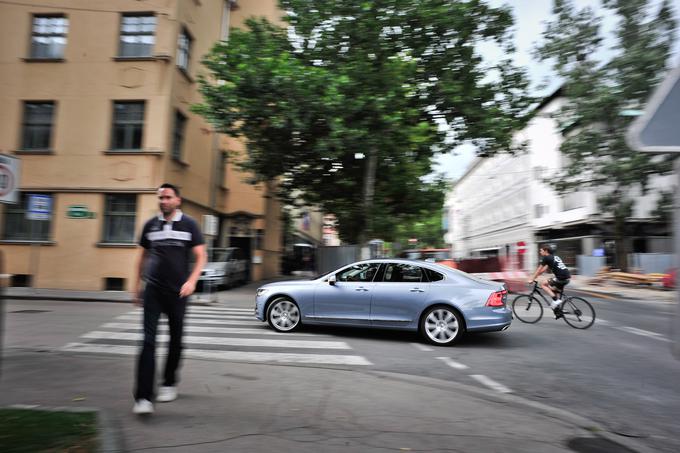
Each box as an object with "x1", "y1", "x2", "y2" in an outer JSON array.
[{"x1": 424, "y1": 268, "x2": 444, "y2": 282}]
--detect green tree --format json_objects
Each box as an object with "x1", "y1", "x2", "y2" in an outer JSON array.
[
  {"x1": 196, "y1": 1, "x2": 533, "y2": 243},
  {"x1": 535, "y1": 0, "x2": 677, "y2": 269}
]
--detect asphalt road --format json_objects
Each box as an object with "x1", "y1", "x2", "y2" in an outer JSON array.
[{"x1": 2, "y1": 288, "x2": 678, "y2": 452}]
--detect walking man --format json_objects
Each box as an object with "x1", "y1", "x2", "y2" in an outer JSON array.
[{"x1": 132, "y1": 183, "x2": 206, "y2": 415}]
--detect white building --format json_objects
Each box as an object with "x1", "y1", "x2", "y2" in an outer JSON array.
[{"x1": 445, "y1": 89, "x2": 673, "y2": 272}]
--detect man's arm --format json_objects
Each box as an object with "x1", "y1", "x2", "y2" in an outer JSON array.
[
  {"x1": 179, "y1": 244, "x2": 207, "y2": 298},
  {"x1": 132, "y1": 248, "x2": 148, "y2": 307},
  {"x1": 529, "y1": 264, "x2": 548, "y2": 283}
]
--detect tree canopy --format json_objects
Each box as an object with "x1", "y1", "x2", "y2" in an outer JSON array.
[
  {"x1": 195, "y1": 0, "x2": 533, "y2": 243},
  {"x1": 535, "y1": 0, "x2": 677, "y2": 268}
]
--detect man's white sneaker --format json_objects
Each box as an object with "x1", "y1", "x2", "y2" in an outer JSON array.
[
  {"x1": 132, "y1": 399, "x2": 154, "y2": 415},
  {"x1": 156, "y1": 386, "x2": 178, "y2": 403},
  {"x1": 551, "y1": 299, "x2": 563, "y2": 309}
]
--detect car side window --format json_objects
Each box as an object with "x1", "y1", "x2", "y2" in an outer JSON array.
[
  {"x1": 336, "y1": 263, "x2": 380, "y2": 282},
  {"x1": 382, "y1": 264, "x2": 424, "y2": 283},
  {"x1": 424, "y1": 268, "x2": 444, "y2": 282}
]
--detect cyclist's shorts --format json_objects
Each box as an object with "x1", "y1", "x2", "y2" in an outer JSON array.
[{"x1": 548, "y1": 278, "x2": 570, "y2": 289}]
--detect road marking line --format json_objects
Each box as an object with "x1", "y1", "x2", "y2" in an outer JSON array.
[
  {"x1": 81, "y1": 331, "x2": 352, "y2": 349},
  {"x1": 132, "y1": 307, "x2": 253, "y2": 313},
  {"x1": 614, "y1": 326, "x2": 671, "y2": 342},
  {"x1": 99, "y1": 323, "x2": 317, "y2": 336},
  {"x1": 411, "y1": 343, "x2": 434, "y2": 352},
  {"x1": 596, "y1": 318, "x2": 613, "y2": 326},
  {"x1": 435, "y1": 357, "x2": 469, "y2": 370},
  {"x1": 469, "y1": 374, "x2": 513, "y2": 394},
  {"x1": 116, "y1": 315, "x2": 258, "y2": 326},
  {"x1": 61, "y1": 343, "x2": 373, "y2": 365},
  {"x1": 117, "y1": 314, "x2": 257, "y2": 321}
]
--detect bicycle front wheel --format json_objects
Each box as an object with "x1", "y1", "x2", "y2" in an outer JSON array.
[
  {"x1": 561, "y1": 297, "x2": 595, "y2": 329},
  {"x1": 512, "y1": 295, "x2": 543, "y2": 323}
]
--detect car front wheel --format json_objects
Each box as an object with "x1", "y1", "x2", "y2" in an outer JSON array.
[
  {"x1": 267, "y1": 297, "x2": 301, "y2": 332},
  {"x1": 420, "y1": 305, "x2": 464, "y2": 346}
]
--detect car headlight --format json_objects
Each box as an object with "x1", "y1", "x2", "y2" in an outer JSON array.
[{"x1": 256, "y1": 288, "x2": 269, "y2": 296}]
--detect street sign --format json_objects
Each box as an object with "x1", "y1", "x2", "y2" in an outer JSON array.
[
  {"x1": 0, "y1": 154, "x2": 20, "y2": 204},
  {"x1": 627, "y1": 66, "x2": 680, "y2": 152},
  {"x1": 26, "y1": 194, "x2": 52, "y2": 221},
  {"x1": 67, "y1": 205, "x2": 96, "y2": 219}
]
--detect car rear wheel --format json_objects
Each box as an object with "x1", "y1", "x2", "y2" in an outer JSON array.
[
  {"x1": 420, "y1": 306, "x2": 464, "y2": 346},
  {"x1": 267, "y1": 297, "x2": 301, "y2": 332}
]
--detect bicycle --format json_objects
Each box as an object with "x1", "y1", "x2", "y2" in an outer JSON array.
[{"x1": 512, "y1": 281, "x2": 596, "y2": 329}]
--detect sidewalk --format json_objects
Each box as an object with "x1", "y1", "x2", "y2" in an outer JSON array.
[{"x1": 0, "y1": 349, "x2": 647, "y2": 453}]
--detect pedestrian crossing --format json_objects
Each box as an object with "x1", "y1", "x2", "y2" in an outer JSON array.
[{"x1": 61, "y1": 306, "x2": 373, "y2": 366}]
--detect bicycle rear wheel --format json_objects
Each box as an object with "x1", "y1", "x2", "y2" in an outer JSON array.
[
  {"x1": 561, "y1": 296, "x2": 595, "y2": 329},
  {"x1": 512, "y1": 295, "x2": 543, "y2": 323}
]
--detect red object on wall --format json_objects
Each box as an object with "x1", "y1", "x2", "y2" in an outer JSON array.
[{"x1": 517, "y1": 241, "x2": 526, "y2": 255}]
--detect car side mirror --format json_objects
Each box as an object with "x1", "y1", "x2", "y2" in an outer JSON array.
[{"x1": 328, "y1": 275, "x2": 336, "y2": 286}]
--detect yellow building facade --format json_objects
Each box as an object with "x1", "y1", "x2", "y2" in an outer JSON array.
[{"x1": 0, "y1": 0, "x2": 284, "y2": 290}]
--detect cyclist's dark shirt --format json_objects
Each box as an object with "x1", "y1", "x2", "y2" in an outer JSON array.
[{"x1": 541, "y1": 254, "x2": 571, "y2": 280}]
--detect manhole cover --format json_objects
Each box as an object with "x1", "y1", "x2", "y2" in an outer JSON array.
[{"x1": 10, "y1": 310, "x2": 51, "y2": 314}]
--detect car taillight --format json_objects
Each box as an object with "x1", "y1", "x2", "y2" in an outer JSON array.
[{"x1": 486, "y1": 290, "x2": 507, "y2": 307}]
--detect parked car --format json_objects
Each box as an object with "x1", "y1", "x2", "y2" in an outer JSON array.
[
  {"x1": 199, "y1": 247, "x2": 248, "y2": 289},
  {"x1": 254, "y1": 259, "x2": 511, "y2": 345}
]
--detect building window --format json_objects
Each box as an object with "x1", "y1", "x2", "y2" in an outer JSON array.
[
  {"x1": 3, "y1": 193, "x2": 52, "y2": 241},
  {"x1": 22, "y1": 102, "x2": 54, "y2": 150},
  {"x1": 172, "y1": 111, "x2": 187, "y2": 160},
  {"x1": 111, "y1": 101, "x2": 144, "y2": 150},
  {"x1": 177, "y1": 28, "x2": 193, "y2": 72},
  {"x1": 119, "y1": 14, "x2": 156, "y2": 57},
  {"x1": 30, "y1": 15, "x2": 68, "y2": 59},
  {"x1": 103, "y1": 194, "x2": 137, "y2": 243}
]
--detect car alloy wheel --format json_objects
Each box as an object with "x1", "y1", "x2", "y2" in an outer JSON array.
[
  {"x1": 267, "y1": 298, "x2": 301, "y2": 332},
  {"x1": 421, "y1": 306, "x2": 463, "y2": 345}
]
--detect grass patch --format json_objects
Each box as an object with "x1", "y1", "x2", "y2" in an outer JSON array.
[{"x1": 0, "y1": 408, "x2": 98, "y2": 453}]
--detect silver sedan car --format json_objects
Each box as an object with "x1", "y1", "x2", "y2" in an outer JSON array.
[{"x1": 255, "y1": 259, "x2": 511, "y2": 345}]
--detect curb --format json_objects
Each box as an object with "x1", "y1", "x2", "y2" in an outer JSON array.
[{"x1": 5, "y1": 404, "x2": 125, "y2": 453}]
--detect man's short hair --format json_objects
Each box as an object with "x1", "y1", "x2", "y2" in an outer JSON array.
[
  {"x1": 159, "y1": 183, "x2": 180, "y2": 197},
  {"x1": 540, "y1": 244, "x2": 554, "y2": 254}
]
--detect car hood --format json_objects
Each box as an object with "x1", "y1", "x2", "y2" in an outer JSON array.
[
  {"x1": 260, "y1": 279, "x2": 319, "y2": 289},
  {"x1": 203, "y1": 263, "x2": 227, "y2": 272}
]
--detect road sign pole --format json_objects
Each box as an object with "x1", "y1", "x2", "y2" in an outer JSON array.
[{"x1": 673, "y1": 158, "x2": 680, "y2": 360}]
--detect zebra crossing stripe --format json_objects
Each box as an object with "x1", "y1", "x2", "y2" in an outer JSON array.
[
  {"x1": 81, "y1": 331, "x2": 352, "y2": 349},
  {"x1": 61, "y1": 343, "x2": 372, "y2": 365},
  {"x1": 116, "y1": 316, "x2": 257, "y2": 326},
  {"x1": 100, "y1": 322, "x2": 317, "y2": 337},
  {"x1": 117, "y1": 313, "x2": 256, "y2": 321},
  {"x1": 132, "y1": 307, "x2": 253, "y2": 313}
]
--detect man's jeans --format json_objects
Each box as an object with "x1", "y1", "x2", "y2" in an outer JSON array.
[{"x1": 134, "y1": 284, "x2": 187, "y2": 401}]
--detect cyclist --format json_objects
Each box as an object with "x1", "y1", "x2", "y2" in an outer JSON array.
[{"x1": 528, "y1": 244, "x2": 571, "y2": 318}]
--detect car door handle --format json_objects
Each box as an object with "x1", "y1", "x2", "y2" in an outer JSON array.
[
  {"x1": 355, "y1": 287, "x2": 369, "y2": 292},
  {"x1": 410, "y1": 288, "x2": 424, "y2": 293}
]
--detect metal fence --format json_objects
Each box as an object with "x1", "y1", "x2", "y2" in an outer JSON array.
[
  {"x1": 316, "y1": 246, "x2": 360, "y2": 274},
  {"x1": 576, "y1": 256, "x2": 607, "y2": 277},
  {"x1": 628, "y1": 253, "x2": 675, "y2": 274}
]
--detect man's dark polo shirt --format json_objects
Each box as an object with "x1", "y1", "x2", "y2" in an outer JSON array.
[{"x1": 139, "y1": 211, "x2": 204, "y2": 293}]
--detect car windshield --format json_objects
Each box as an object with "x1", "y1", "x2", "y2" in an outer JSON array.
[
  {"x1": 211, "y1": 249, "x2": 233, "y2": 262},
  {"x1": 311, "y1": 270, "x2": 332, "y2": 280}
]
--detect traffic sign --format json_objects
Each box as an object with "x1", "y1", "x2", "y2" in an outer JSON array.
[
  {"x1": 0, "y1": 154, "x2": 20, "y2": 204},
  {"x1": 627, "y1": 66, "x2": 680, "y2": 152},
  {"x1": 27, "y1": 194, "x2": 52, "y2": 221}
]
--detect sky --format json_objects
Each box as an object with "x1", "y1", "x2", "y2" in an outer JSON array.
[{"x1": 432, "y1": 0, "x2": 680, "y2": 182}]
